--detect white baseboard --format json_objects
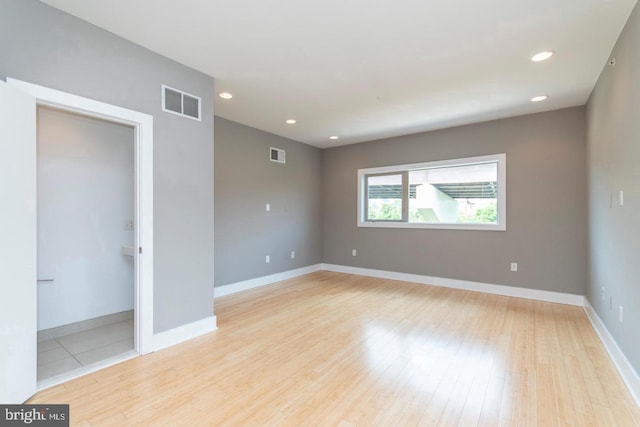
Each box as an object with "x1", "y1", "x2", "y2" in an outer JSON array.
[
  {"x1": 583, "y1": 300, "x2": 640, "y2": 407},
  {"x1": 214, "y1": 262, "x2": 583, "y2": 305},
  {"x1": 154, "y1": 315, "x2": 217, "y2": 351},
  {"x1": 321, "y1": 264, "x2": 584, "y2": 306},
  {"x1": 214, "y1": 264, "x2": 323, "y2": 297},
  {"x1": 38, "y1": 309, "x2": 134, "y2": 342}
]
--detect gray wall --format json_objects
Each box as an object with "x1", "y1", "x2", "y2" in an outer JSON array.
[
  {"x1": 587, "y1": 3, "x2": 640, "y2": 374},
  {"x1": 323, "y1": 107, "x2": 588, "y2": 295},
  {"x1": 0, "y1": 0, "x2": 215, "y2": 333},
  {"x1": 214, "y1": 117, "x2": 323, "y2": 287}
]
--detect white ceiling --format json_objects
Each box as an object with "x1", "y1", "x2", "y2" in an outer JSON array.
[{"x1": 41, "y1": 0, "x2": 637, "y2": 148}]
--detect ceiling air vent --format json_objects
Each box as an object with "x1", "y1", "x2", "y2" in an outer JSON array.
[
  {"x1": 162, "y1": 85, "x2": 201, "y2": 121},
  {"x1": 270, "y1": 147, "x2": 285, "y2": 164}
]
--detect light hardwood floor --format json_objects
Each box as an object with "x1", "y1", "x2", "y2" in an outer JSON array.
[{"x1": 30, "y1": 271, "x2": 640, "y2": 426}]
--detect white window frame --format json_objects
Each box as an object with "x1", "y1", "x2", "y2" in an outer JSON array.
[{"x1": 357, "y1": 154, "x2": 506, "y2": 231}]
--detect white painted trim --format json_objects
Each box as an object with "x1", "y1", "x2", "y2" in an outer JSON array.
[
  {"x1": 7, "y1": 78, "x2": 154, "y2": 355},
  {"x1": 154, "y1": 316, "x2": 217, "y2": 351},
  {"x1": 214, "y1": 264, "x2": 323, "y2": 298},
  {"x1": 583, "y1": 300, "x2": 640, "y2": 407},
  {"x1": 214, "y1": 263, "x2": 582, "y2": 306},
  {"x1": 321, "y1": 264, "x2": 584, "y2": 306}
]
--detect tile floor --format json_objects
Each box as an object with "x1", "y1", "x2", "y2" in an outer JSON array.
[{"x1": 37, "y1": 319, "x2": 134, "y2": 382}]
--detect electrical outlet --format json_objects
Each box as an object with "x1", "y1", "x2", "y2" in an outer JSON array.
[
  {"x1": 619, "y1": 306, "x2": 624, "y2": 323},
  {"x1": 352, "y1": 249, "x2": 357, "y2": 257},
  {"x1": 601, "y1": 287, "x2": 606, "y2": 301},
  {"x1": 265, "y1": 255, "x2": 270, "y2": 263},
  {"x1": 291, "y1": 251, "x2": 295, "y2": 259},
  {"x1": 510, "y1": 262, "x2": 518, "y2": 272}
]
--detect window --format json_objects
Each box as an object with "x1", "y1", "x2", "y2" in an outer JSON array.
[{"x1": 358, "y1": 154, "x2": 506, "y2": 230}]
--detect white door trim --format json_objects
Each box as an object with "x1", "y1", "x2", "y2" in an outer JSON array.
[{"x1": 7, "y1": 78, "x2": 154, "y2": 355}]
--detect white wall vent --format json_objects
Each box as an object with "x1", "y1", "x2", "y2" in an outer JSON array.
[
  {"x1": 162, "y1": 85, "x2": 201, "y2": 121},
  {"x1": 270, "y1": 147, "x2": 286, "y2": 163}
]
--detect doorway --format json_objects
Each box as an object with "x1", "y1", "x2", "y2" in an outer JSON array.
[
  {"x1": 5, "y1": 78, "x2": 154, "y2": 395},
  {"x1": 36, "y1": 106, "x2": 136, "y2": 383}
]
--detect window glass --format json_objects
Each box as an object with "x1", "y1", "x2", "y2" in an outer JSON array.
[
  {"x1": 367, "y1": 174, "x2": 403, "y2": 221},
  {"x1": 408, "y1": 163, "x2": 497, "y2": 224}
]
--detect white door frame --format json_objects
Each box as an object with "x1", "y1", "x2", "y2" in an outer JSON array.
[{"x1": 7, "y1": 78, "x2": 154, "y2": 355}]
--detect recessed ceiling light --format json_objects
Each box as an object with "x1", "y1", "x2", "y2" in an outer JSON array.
[
  {"x1": 531, "y1": 95, "x2": 548, "y2": 102},
  {"x1": 329, "y1": 136, "x2": 339, "y2": 140},
  {"x1": 531, "y1": 51, "x2": 554, "y2": 62},
  {"x1": 285, "y1": 119, "x2": 297, "y2": 124},
  {"x1": 218, "y1": 92, "x2": 233, "y2": 99}
]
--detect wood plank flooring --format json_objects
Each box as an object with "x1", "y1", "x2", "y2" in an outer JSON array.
[{"x1": 29, "y1": 271, "x2": 640, "y2": 426}]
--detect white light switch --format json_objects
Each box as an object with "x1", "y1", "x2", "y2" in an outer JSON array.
[
  {"x1": 265, "y1": 255, "x2": 270, "y2": 263},
  {"x1": 510, "y1": 262, "x2": 518, "y2": 272},
  {"x1": 266, "y1": 203, "x2": 270, "y2": 212},
  {"x1": 619, "y1": 190, "x2": 624, "y2": 207}
]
